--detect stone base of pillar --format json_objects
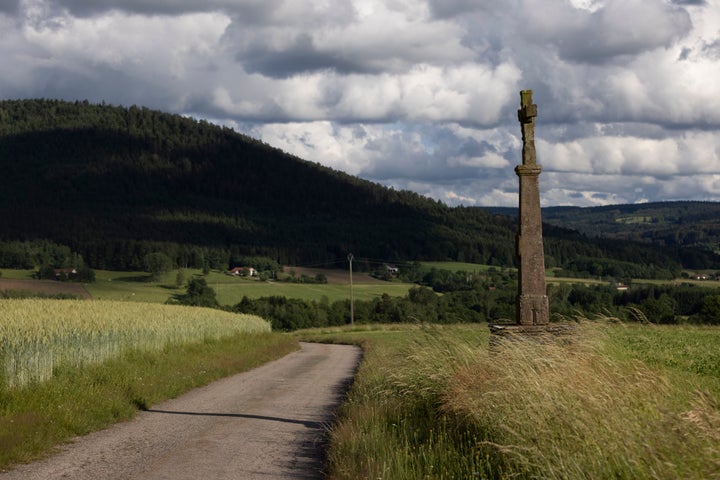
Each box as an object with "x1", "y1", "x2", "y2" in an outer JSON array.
[
  {"x1": 516, "y1": 293, "x2": 549, "y2": 325},
  {"x1": 488, "y1": 322, "x2": 578, "y2": 347}
]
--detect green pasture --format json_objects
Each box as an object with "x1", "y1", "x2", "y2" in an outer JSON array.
[
  {"x1": 83, "y1": 270, "x2": 176, "y2": 303},
  {"x1": 547, "y1": 276, "x2": 605, "y2": 285},
  {"x1": 82, "y1": 269, "x2": 414, "y2": 304},
  {"x1": 0, "y1": 269, "x2": 36, "y2": 279},
  {"x1": 420, "y1": 261, "x2": 504, "y2": 273},
  {"x1": 7, "y1": 263, "x2": 719, "y2": 307},
  {"x1": 212, "y1": 280, "x2": 413, "y2": 304}
]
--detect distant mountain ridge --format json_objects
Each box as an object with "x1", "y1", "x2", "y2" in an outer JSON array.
[
  {"x1": 544, "y1": 202, "x2": 720, "y2": 269},
  {"x1": 0, "y1": 99, "x2": 715, "y2": 275},
  {"x1": 488, "y1": 201, "x2": 720, "y2": 257}
]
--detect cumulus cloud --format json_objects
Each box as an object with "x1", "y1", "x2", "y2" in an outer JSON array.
[
  {"x1": 224, "y1": 0, "x2": 473, "y2": 78},
  {"x1": 1, "y1": 0, "x2": 719, "y2": 207},
  {"x1": 209, "y1": 61, "x2": 521, "y2": 124}
]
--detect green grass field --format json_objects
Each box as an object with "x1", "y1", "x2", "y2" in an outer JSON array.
[
  {"x1": 5, "y1": 262, "x2": 720, "y2": 308},
  {"x1": 420, "y1": 261, "x2": 504, "y2": 273},
  {"x1": 213, "y1": 280, "x2": 414, "y2": 304},
  {"x1": 79, "y1": 269, "x2": 416, "y2": 304},
  {"x1": 300, "y1": 322, "x2": 720, "y2": 479},
  {"x1": 0, "y1": 269, "x2": 36, "y2": 280}
]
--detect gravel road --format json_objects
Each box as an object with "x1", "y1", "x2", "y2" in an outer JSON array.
[{"x1": 0, "y1": 342, "x2": 362, "y2": 480}]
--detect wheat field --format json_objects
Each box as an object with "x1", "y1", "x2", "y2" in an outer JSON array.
[{"x1": 0, "y1": 299, "x2": 270, "y2": 387}]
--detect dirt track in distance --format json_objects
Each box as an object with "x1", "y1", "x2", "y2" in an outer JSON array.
[
  {"x1": 0, "y1": 278, "x2": 91, "y2": 299},
  {"x1": 0, "y1": 342, "x2": 362, "y2": 480}
]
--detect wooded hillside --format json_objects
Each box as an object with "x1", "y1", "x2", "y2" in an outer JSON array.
[
  {"x1": 490, "y1": 202, "x2": 720, "y2": 270},
  {"x1": 0, "y1": 99, "x2": 712, "y2": 276}
]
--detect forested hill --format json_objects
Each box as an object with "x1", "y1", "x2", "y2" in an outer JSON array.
[
  {"x1": 0, "y1": 99, "x2": 517, "y2": 269},
  {"x1": 0, "y1": 99, "x2": 713, "y2": 277}
]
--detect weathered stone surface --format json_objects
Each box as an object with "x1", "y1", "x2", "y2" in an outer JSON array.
[
  {"x1": 488, "y1": 91, "x2": 578, "y2": 344},
  {"x1": 488, "y1": 323, "x2": 578, "y2": 347},
  {"x1": 514, "y1": 89, "x2": 549, "y2": 326}
]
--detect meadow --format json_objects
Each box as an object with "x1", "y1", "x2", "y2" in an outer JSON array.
[
  {"x1": 5, "y1": 264, "x2": 716, "y2": 308},
  {"x1": 83, "y1": 269, "x2": 414, "y2": 304},
  {"x1": 300, "y1": 322, "x2": 720, "y2": 479}
]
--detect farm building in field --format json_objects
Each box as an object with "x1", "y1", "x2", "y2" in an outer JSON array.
[
  {"x1": 228, "y1": 266, "x2": 258, "y2": 277},
  {"x1": 385, "y1": 264, "x2": 399, "y2": 275},
  {"x1": 53, "y1": 268, "x2": 78, "y2": 280}
]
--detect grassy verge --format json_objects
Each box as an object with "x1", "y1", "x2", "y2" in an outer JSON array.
[
  {"x1": 0, "y1": 332, "x2": 298, "y2": 469},
  {"x1": 301, "y1": 322, "x2": 720, "y2": 479}
]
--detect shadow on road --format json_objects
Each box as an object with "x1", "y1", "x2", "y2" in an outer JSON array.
[{"x1": 146, "y1": 409, "x2": 323, "y2": 429}]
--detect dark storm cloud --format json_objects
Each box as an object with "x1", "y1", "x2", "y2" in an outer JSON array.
[
  {"x1": 426, "y1": 0, "x2": 482, "y2": 18},
  {"x1": 52, "y1": 0, "x2": 274, "y2": 16},
  {"x1": 672, "y1": 0, "x2": 706, "y2": 5},
  {"x1": 359, "y1": 125, "x2": 508, "y2": 184},
  {"x1": 239, "y1": 33, "x2": 369, "y2": 79},
  {"x1": 529, "y1": 1, "x2": 693, "y2": 64},
  {"x1": 0, "y1": 0, "x2": 19, "y2": 14},
  {"x1": 456, "y1": 139, "x2": 497, "y2": 158},
  {"x1": 701, "y1": 38, "x2": 720, "y2": 60},
  {"x1": 10, "y1": 63, "x2": 178, "y2": 111}
]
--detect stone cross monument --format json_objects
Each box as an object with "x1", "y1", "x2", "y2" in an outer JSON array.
[{"x1": 515, "y1": 90, "x2": 549, "y2": 325}]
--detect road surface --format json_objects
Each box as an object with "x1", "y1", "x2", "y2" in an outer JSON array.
[{"x1": 0, "y1": 342, "x2": 362, "y2": 480}]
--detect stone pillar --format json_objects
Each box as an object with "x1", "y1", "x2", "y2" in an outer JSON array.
[{"x1": 515, "y1": 90, "x2": 549, "y2": 325}]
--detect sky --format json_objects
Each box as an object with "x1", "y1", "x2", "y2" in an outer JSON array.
[{"x1": 1, "y1": 0, "x2": 719, "y2": 207}]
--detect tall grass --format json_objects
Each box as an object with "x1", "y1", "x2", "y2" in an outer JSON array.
[
  {"x1": 0, "y1": 299, "x2": 270, "y2": 387},
  {"x1": 444, "y1": 324, "x2": 719, "y2": 478},
  {"x1": 313, "y1": 322, "x2": 720, "y2": 479}
]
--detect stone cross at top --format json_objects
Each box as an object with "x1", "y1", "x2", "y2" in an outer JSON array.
[{"x1": 518, "y1": 90, "x2": 538, "y2": 166}]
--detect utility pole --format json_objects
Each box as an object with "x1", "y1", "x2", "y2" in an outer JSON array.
[{"x1": 347, "y1": 253, "x2": 354, "y2": 325}]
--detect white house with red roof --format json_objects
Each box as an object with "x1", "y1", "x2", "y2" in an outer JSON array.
[{"x1": 228, "y1": 266, "x2": 257, "y2": 277}]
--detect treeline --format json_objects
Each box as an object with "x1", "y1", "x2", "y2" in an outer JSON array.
[
  {"x1": 0, "y1": 240, "x2": 93, "y2": 281},
  {"x1": 0, "y1": 239, "x2": 286, "y2": 285},
  {"x1": 0, "y1": 240, "x2": 82, "y2": 270},
  {"x1": 230, "y1": 266, "x2": 720, "y2": 330},
  {"x1": 232, "y1": 287, "x2": 515, "y2": 331},
  {"x1": 0, "y1": 99, "x2": 709, "y2": 278},
  {"x1": 550, "y1": 282, "x2": 720, "y2": 324}
]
